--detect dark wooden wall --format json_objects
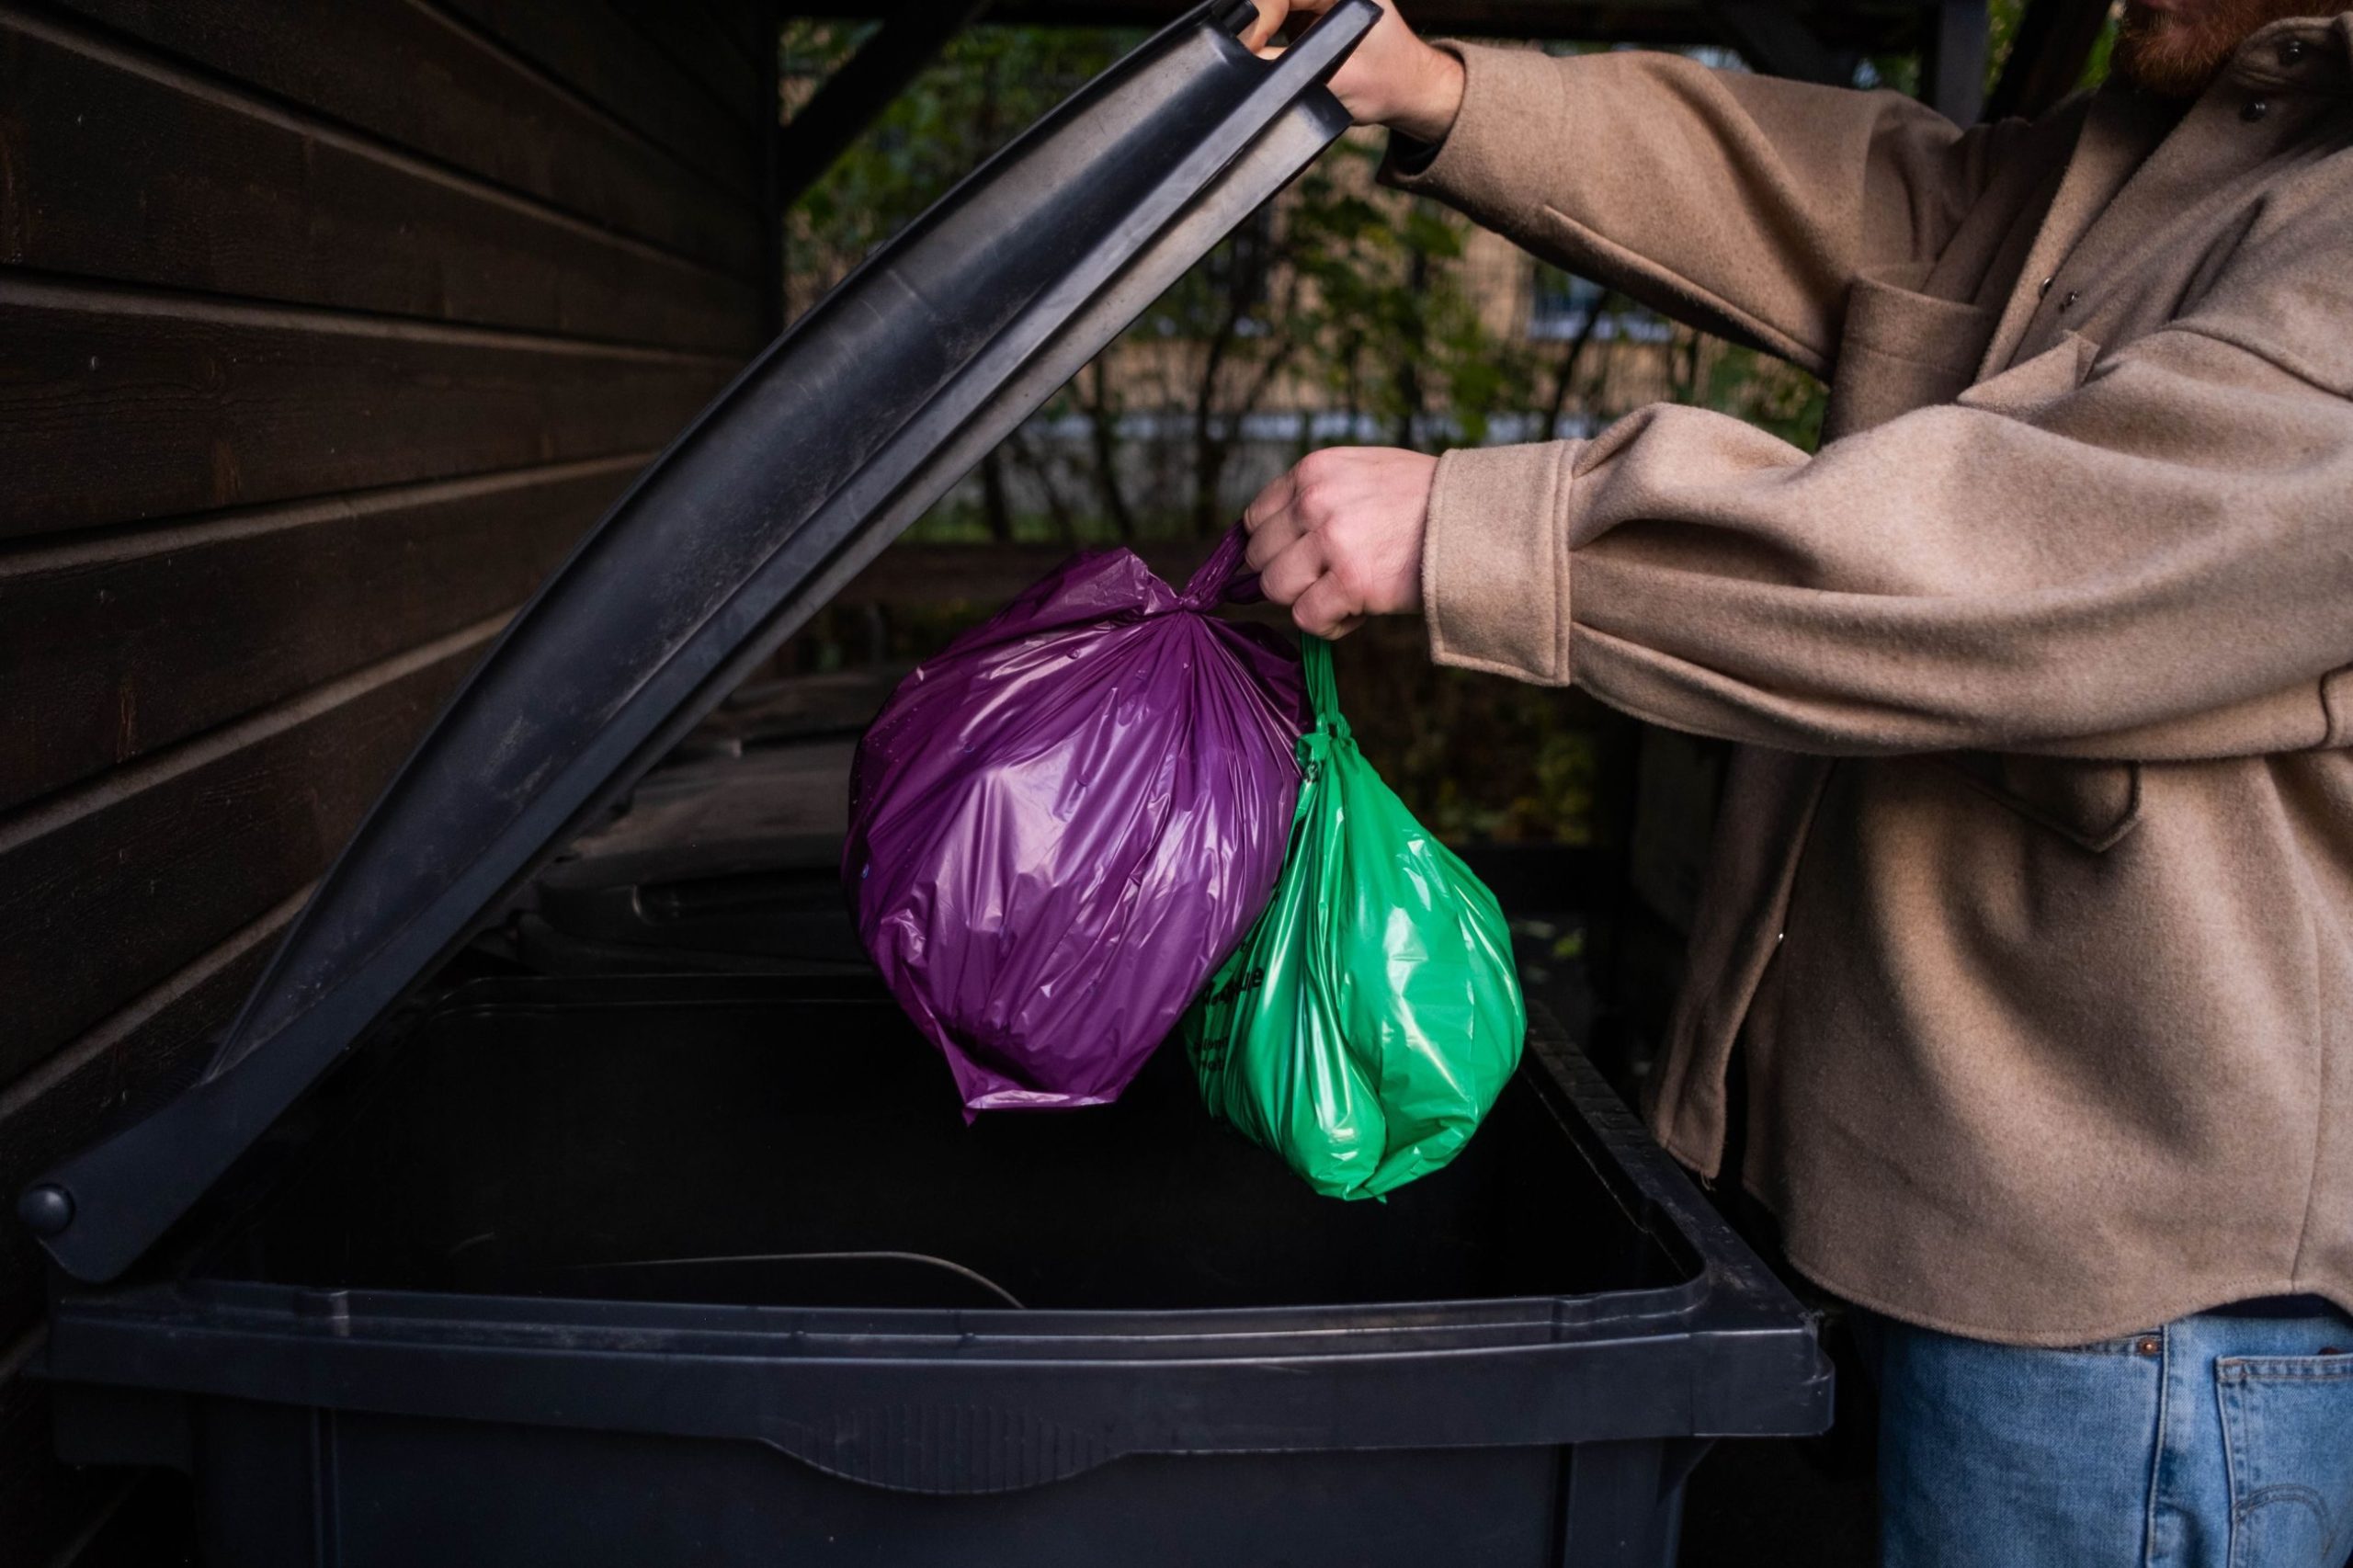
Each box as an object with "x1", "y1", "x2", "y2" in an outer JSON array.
[{"x1": 0, "y1": 1, "x2": 779, "y2": 1557}]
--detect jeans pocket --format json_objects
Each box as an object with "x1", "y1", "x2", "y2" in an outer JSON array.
[{"x1": 2218, "y1": 1352, "x2": 2353, "y2": 1568}]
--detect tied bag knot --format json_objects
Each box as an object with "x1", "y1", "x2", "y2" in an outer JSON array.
[
  {"x1": 1296, "y1": 630, "x2": 1352, "y2": 757},
  {"x1": 1176, "y1": 521, "x2": 1268, "y2": 612}
]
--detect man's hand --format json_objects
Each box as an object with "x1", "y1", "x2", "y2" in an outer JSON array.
[
  {"x1": 1243, "y1": 448, "x2": 1436, "y2": 640},
  {"x1": 1241, "y1": 1, "x2": 1465, "y2": 142}
]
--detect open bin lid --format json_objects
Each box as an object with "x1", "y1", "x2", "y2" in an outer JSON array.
[{"x1": 25, "y1": 0, "x2": 1380, "y2": 1285}]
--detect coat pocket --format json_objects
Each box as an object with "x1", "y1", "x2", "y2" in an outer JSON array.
[
  {"x1": 1823, "y1": 266, "x2": 2000, "y2": 440},
  {"x1": 1940, "y1": 753, "x2": 2143, "y2": 853}
]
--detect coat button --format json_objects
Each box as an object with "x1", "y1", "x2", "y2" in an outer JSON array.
[
  {"x1": 2060, "y1": 290, "x2": 2081, "y2": 312},
  {"x1": 2242, "y1": 97, "x2": 2270, "y2": 122},
  {"x1": 2280, "y1": 38, "x2": 2308, "y2": 64},
  {"x1": 2038, "y1": 276, "x2": 2054, "y2": 296}
]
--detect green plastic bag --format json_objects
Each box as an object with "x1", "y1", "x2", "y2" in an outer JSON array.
[{"x1": 1182, "y1": 636, "x2": 1526, "y2": 1199}]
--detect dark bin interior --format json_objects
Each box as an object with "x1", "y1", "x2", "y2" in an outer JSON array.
[
  {"x1": 519, "y1": 739, "x2": 867, "y2": 973},
  {"x1": 206, "y1": 982, "x2": 1694, "y2": 1315}
]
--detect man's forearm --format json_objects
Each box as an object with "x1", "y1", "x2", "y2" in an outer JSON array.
[
  {"x1": 1423, "y1": 324, "x2": 2353, "y2": 762},
  {"x1": 1381, "y1": 44, "x2": 2004, "y2": 373}
]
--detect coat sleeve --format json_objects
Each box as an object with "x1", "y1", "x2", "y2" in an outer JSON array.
[
  {"x1": 1415, "y1": 196, "x2": 2353, "y2": 763},
  {"x1": 1381, "y1": 44, "x2": 2024, "y2": 374}
]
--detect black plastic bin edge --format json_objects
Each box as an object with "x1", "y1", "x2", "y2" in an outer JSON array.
[{"x1": 37, "y1": 980, "x2": 1830, "y2": 1499}]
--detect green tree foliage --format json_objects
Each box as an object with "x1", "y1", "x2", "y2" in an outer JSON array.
[
  {"x1": 782, "y1": 24, "x2": 1131, "y2": 317},
  {"x1": 782, "y1": 24, "x2": 1648, "y2": 551}
]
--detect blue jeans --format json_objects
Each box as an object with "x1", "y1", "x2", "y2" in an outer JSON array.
[{"x1": 1860, "y1": 1301, "x2": 2353, "y2": 1568}]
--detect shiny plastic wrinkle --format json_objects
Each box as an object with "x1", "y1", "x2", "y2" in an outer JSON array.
[
  {"x1": 1183, "y1": 637, "x2": 1525, "y2": 1199},
  {"x1": 846, "y1": 528, "x2": 1304, "y2": 1113}
]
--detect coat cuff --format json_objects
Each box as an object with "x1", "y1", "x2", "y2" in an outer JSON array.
[
  {"x1": 1421, "y1": 441, "x2": 1578, "y2": 686},
  {"x1": 1379, "y1": 42, "x2": 1574, "y2": 218}
]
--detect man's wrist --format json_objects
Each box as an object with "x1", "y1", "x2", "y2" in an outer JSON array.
[{"x1": 1382, "y1": 42, "x2": 1465, "y2": 143}]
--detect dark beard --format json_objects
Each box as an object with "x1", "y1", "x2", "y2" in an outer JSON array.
[{"x1": 2113, "y1": 0, "x2": 2330, "y2": 97}]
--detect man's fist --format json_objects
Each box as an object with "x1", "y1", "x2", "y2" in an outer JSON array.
[
  {"x1": 1240, "y1": 1, "x2": 1465, "y2": 142},
  {"x1": 1243, "y1": 447, "x2": 1436, "y2": 640}
]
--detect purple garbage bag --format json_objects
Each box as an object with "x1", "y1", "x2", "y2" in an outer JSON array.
[{"x1": 846, "y1": 527, "x2": 1305, "y2": 1114}]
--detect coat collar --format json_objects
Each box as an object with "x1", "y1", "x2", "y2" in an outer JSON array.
[
  {"x1": 2218, "y1": 12, "x2": 2353, "y2": 95},
  {"x1": 1976, "y1": 90, "x2": 2174, "y2": 373},
  {"x1": 1976, "y1": 11, "x2": 2350, "y2": 373}
]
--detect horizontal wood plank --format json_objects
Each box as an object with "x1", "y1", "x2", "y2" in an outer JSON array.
[
  {"x1": 440, "y1": 0, "x2": 766, "y2": 198},
  {"x1": 45, "y1": 0, "x2": 769, "y2": 279},
  {"x1": 699, "y1": 0, "x2": 780, "y2": 92},
  {"x1": 0, "y1": 895, "x2": 297, "y2": 1352},
  {"x1": 0, "y1": 456, "x2": 644, "y2": 813},
  {"x1": 0, "y1": 278, "x2": 732, "y2": 539},
  {"x1": 0, "y1": 11, "x2": 765, "y2": 351},
  {"x1": 608, "y1": 0, "x2": 771, "y2": 129},
  {"x1": 0, "y1": 623, "x2": 500, "y2": 1087}
]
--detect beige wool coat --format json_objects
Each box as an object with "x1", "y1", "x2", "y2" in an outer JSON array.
[{"x1": 1383, "y1": 17, "x2": 2353, "y2": 1344}]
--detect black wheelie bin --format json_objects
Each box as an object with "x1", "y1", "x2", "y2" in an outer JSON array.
[{"x1": 20, "y1": 6, "x2": 1832, "y2": 1562}]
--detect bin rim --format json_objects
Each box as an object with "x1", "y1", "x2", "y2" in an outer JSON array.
[{"x1": 39, "y1": 985, "x2": 1834, "y2": 1468}]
